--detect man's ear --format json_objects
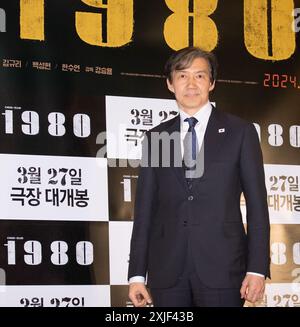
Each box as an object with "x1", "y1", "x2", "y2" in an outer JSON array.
[
  {"x1": 167, "y1": 79, "x2": 175, "y2": 93},
  {"x1": 209, "y1": 80, "x2": 215, "y2": 92}
]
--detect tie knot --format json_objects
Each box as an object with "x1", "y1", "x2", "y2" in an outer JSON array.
[{"x1": 184, "y1": 117, "x2": 198, "y2": 128}]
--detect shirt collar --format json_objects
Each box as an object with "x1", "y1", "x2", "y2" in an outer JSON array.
[{"x1": 179, "y1": 101, "x2": 212, "y2": 127}]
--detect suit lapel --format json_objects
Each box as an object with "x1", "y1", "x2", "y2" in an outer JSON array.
[
  {"x1": 164, "y1": 115, "x2": 189, "y2": 191},
  {"x1": 197, "y1": 107, "x2": 227, "y2": 183}
]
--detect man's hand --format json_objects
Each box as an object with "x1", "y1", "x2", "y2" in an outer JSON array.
[
  {"x1": 240, "y1": 274, "x2": 265, "y2": 303},
  {"x1": 129, "y1": 282, "x2": 152, "y2": 307}
]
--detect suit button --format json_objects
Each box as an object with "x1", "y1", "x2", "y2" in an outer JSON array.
[
  {"x1": 183, "y1": 220, "x2": 188, "y2": 226},
  {"x1": 188, "y1": 195, "x2": 194, "y2": 201}
]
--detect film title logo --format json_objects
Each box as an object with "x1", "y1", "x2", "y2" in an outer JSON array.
[{"x1": 1, "y1": 0, "x2": 297, "y2": 61}]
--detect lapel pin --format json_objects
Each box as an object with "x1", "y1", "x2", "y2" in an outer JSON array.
[{"x1": 218, "y1": 128, "x2": 225, "y2": 133}]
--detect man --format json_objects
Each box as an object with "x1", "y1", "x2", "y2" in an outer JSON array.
[{"x1": 128, "y1": 47, "x2": 270, "y2": 307}]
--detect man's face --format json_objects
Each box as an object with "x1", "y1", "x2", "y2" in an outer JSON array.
[{"x1": 167, "y1": 57, "x2": 215, "y2": 114}]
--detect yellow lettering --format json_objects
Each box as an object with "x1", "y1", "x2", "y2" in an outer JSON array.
[
  {"x1": 76, "y1": 0, "x2": 133, "y2": 47},
  {"x1": 163, "y1": 0, "x2": 218, "y2": 51},
  {"x1": 20, "y1": 0, "x2": 44, "y2": 40},
  {"x1": 244, "y1": 0, "x2": 295, "y2": 60}
]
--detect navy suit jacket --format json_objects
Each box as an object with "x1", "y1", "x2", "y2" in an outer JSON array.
[{"x1": 128, "y1": 107, "x2": 270, "y2": 289}]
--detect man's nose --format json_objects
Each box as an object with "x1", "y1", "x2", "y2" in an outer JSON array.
[{"x1": 187, "y1": 75, "x2": 197, "y2": 87}]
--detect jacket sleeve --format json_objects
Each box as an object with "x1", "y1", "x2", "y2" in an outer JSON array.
[
  {"x1": 128, "y1": 132, "x2": 158, "y2": 280},
  {"x1": 240, "y1": 123, "x2": 270, "y2": 278}
]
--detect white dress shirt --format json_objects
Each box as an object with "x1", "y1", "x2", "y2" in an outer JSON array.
[
  {"x1": 129, "y1": 102, "x2": 264, "y2": 284},
  {"x1": 179, "y1": 101, "x2": 212, "y2": 158}
]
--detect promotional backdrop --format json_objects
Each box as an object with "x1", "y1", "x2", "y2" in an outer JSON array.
[{"x1": 0, "y1": 0, "x2": 300, "y2": 307}]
